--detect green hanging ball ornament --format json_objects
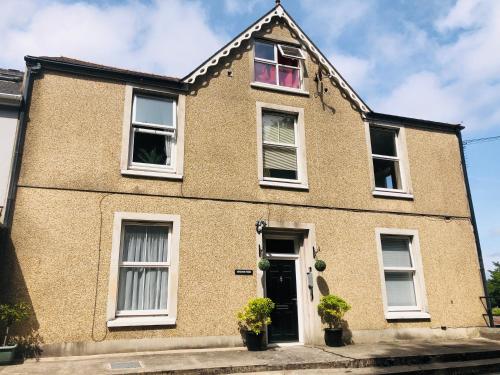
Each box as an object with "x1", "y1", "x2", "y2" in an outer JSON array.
[
  {"x1": 315, "y1": 259, "x2": 326, "y2": 272},
  {"x1": 258, "y1": 258, "x2": 271, "y2": 271}
]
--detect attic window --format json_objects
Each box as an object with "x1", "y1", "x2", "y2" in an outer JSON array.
[
  {"x1": 254, "y1": 40, "x2": 304, "y2": 90},
  {"x1": 277, "y1": 44, "x2": 305, "y2": 59}
]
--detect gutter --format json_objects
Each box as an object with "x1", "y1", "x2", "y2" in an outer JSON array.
[
  {"x1": 0, "y1": 93, "x2": 22, "y2": 108},
  {"x1": 1, "y1": 63, "x2": 41, "y2": 233},
  {"x1": 25, "y1": 56, "x2": 188, "y2": 92},
  {"x1": 457, "y1": 130, "x2": 494, "y2": 327},
  {"x1": 365, "y1": 112, "x2": 464, "y2": 133}
]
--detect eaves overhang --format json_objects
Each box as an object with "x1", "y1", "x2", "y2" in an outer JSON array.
[
  {"x1": 365, "y1": 112, "x2": 464, "y2": 132},
  {"x1": 25, "y1": 56, "x2": 188, "y2": 92}
]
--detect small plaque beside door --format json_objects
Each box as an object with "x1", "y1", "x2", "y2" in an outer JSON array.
[{"x1": 235, "y1": 269, "x2": 253, "y2": 276}]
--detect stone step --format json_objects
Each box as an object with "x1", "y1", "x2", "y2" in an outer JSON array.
[
  {"x1": 109, "y1": 348, "x2": 500, "y2": 374},
  {"x1": 236, "y1": 357, "x2": 500, "y2": 374},
  {"x1": 4, "y1": 341, "x2": 500, "y2": 375}
]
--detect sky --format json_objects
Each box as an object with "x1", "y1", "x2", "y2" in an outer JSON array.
[{"x1": 1, "y1": 0, "x2": 498, "y2": 271}]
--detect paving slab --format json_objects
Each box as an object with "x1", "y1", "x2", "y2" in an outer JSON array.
[{"x1": 1, "y1": 338, "x2": 500, "y2": 375}]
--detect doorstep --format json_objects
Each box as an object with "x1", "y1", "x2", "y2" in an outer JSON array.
[{"x1": 2, "y1": 339, "x2": 500, "y2": 374}]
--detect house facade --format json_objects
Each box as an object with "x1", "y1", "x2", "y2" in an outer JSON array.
[{"x1": 0, "y1": 4, "x2": 490, "y2": 356}]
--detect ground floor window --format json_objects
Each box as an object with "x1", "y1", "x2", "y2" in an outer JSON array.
[
  {"x1": 107, "y1": 212, "x2": 180, "y2": 327},
  {"x1": 376, "y1": 228, "x2": 430, "y2": 320}
]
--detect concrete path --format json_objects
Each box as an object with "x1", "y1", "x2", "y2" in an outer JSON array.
[{"x1": 1, "y1": 338, "x2": 500, "y2": 374}]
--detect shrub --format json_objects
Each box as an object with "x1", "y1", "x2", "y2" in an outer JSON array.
[
  {"x1": 317, "y1": 295, "x2": 351, "y2": 329},
  {"x1": 0, "y1": 302, "x2": 30, "y2": 346},
  {"x1": 492, "y1": 307, "x2": 500, "y2": 316},
  {"x1": 237, "y1": 298, "x2": 275, "y2": 334}
]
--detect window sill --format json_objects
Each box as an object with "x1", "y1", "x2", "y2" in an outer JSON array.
[
  {"x1": 386, "y1": 311, "x2": 430, "y2": 320},
  {"x1": 373, "y1": 190, "x2": 414, "y2": 200},
  {"x1": 107, "y1": 316, "x2": 176, "y2": 327},
  {"x1": 251, "y1": 82, "x2": 309, "y2": 96},
  {"x1": 260, "y1": 180, "x2": 309, "y2": 190},
  {"x1": 121, "y1": 169, "x2": 183, "y2": 180}
]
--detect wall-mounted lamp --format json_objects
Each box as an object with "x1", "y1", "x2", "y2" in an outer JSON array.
[
  {"x1": 255, "y1": 219, "x2": 267, "y2": 234},
  {"x1": 313, "y1": 245, "x2": 320, "y2": 259}
]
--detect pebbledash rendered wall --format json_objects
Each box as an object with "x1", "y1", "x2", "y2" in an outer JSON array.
[{"x1": 2, "y1": 21, "x2": 485, "y2": 354}]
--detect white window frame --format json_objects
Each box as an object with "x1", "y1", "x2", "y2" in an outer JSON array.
[
  {"x1": 107, "y1": 212, "x2": 181, "y2": 327},
  {"x1": 375, "y1": 228, "x2": 429, "y2": 320},
  {"x1": 121, "y1": 84, "x2": 185, "y2": 180},
  {"x1": 252, "y1": 39, "x2": 306, "y2": 93},
  {"x1": 365, "y1": 122, "x2": 413, "y2": 199},
  {"x1": 256, "y1": 102, "x2": 308, "y2": 190}
]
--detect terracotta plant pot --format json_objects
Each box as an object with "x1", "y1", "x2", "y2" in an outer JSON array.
[
  {"x1": 245, "y1": 331, "x2": 265, "y2": 351},
  {"x1": 324, "y1": 328, "x2": 343, "y2": 347},
  {"x1": 0, "y1": 344, "x2": 18, "y2": 365}
]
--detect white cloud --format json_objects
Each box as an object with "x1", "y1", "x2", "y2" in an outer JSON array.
[
  {"x1": 373, "y1": 71, "x2": 463, "y2": 123},
  {"x1": 370, "y1": 0, "x2": 500, "y2": 132},
  {"x1": 301, "y1": 0, "x2": 373, "y2": 39},
  {"x1": 371, "y1": 24, "x2": 432, "y2": 63},
  {"x1": 437, "y1": 1, "x2": 500, "y2": 82},
  {"x1": 329, "y1": 52, "x2": 373, "y2": 89},
  {"x1": 224, "y1": 0, "x2": 266, "y2": 15},
  {"x1": 0, "y1": 0, "x2": 227, "y2": 78},
  {"x1": 435, "y1": 0, "x2": 484, "y2": 32}
]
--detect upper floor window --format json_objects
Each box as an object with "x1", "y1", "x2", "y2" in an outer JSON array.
[
  {"x1": 256, "y1": 102, "x2": 308, "y2": 190},
  {"x1": 121, "y1": 85, "x2": 185, "y2": 179},
  {"x1": 263, "y1": 111, "x2": 298, "y2": 180},
  {"x1": 370, "y1": 126, "x2": 401, "y2": 190},
  {"x1": 254, "y1": 40, "x2": 305, "y2": 90},
  {"x1": 131, "y1": 95, "x2": 176, "y2": 170},
  {"x1": 368, "y1": 125, "x2": 412, "y2": 198}
]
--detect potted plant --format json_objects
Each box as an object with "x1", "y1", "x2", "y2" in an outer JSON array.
[
  {"x1": 317, "y1": 295, "x2": 351, "y2": 347},
  {"x1": 0, "y1": 302, "x2": 30, "y2": 364},
  {"x1": 237, "y1": 297, "x2": 275, "y2": 351}
]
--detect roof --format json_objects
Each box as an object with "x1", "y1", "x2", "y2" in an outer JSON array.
[
  {"x1": 183, "y1": 4, "x2": 371, "y2": 113},
  {"x1": 25, "y1": 56, "x2": 186, "y2": 91},
  {"x1": 365, "y1": 112, "x2": 463, "y2": 132},
  {"x1": 23, "y1": 5, "x2": 463, "y2": 133},
  {"x1": 0, "y1": 68, "x2": 23, "y2": 96}
]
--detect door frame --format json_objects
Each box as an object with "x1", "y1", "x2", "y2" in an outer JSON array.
[
  {"x1": 255, "y1": 221, "x2": 319, "y2": 346},
  {"x1": 263, "y1": 234, "x2": 303, "y2": 344}
]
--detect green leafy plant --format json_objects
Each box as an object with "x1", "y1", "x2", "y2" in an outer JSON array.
[
  {"x1": 258, "y1": 258, "x2": 270, "y2": 271},
  {"x1": 317, "y1": 295, "x2": 351, "y2": 329},
  {"x1": 488, "y1": 262, "x2": 500, "y2": 308},
  {"x1": 492, "y1": 307, "x2": 500, "y2": 316},
  {"x1": 136, "y1": 148, "x2": 164, "y2": 164},
  {"x1": 315, "y1": 259, "x2": 326, "y2": 272},
  {"x1": 0, "y1": 303, "x2": 30, "y2": 346},
  {"x1": 237, "y1": 298, "x2": 275, "y2": 334}
]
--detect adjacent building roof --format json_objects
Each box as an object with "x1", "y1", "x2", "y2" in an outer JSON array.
[
  {"x1": 0, "y1": 68, "x2": 23, "y2": 96},
  {"x1": 0, "y1": 68, "x2": 23, "y2": 108}
]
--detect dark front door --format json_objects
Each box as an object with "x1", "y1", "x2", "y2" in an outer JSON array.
[{"x1": 266, "y1": 259, "x2": 299, "y2": 342}]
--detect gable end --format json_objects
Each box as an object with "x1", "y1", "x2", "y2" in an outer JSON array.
[{"x1": 182, "y1": 5, "x2": 370, "y2": 113}]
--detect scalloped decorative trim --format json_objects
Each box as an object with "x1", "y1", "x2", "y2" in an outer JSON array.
[{"x1": 183, "y1": 5, "x2": 369, "y2": 113}]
